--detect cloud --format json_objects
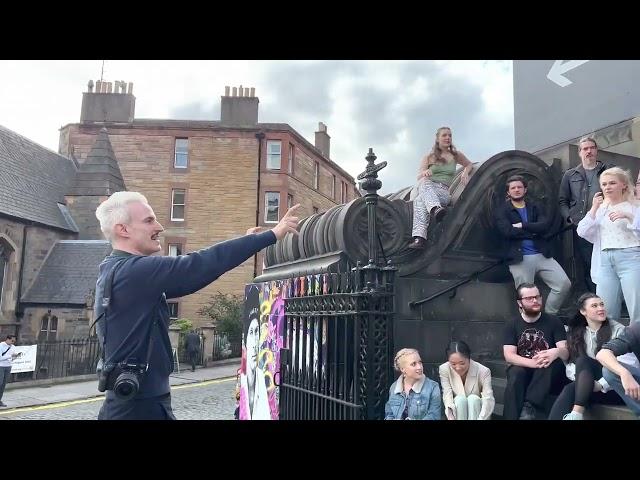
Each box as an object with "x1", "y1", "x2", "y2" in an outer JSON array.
[
  {"x1": 0, "y1": 60, "x2": 514, "y2": 195},
  {"x1": 245, "y1": 60, "x2": 514, "y2": 193}
]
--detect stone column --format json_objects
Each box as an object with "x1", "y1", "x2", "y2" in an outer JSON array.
[{"x1": 199, "y1": 323, "x2": 217, "y2": 366}]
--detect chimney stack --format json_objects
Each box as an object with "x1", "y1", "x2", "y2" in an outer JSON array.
[
  {"x1": 315, "y1": 122, "x2": 331, "y2": 158},
  {"x1": 80, "y1": 78, "x2": 136, "y2": 124},
  {"x1": 221, "y1": 85, "x2": 259, "y2": 126}
]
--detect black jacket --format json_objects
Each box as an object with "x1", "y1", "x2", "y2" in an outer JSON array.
[
  {"x1": 494, "y1": 198, "x2": 552, "y2": 265},
  {"x1": 94, "y1": 231, "x2": 276, "y2": 400},
  {"x1": 558, "y1": 161, "x2": 612, "y2": 225},
  {"x1": 185, "y1": 332, "x2": 201, "y2": 353}
]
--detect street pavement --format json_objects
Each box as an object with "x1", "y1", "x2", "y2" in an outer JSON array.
[{"x1": 0, "y1": 360, "x2": 239, "y2": 420}]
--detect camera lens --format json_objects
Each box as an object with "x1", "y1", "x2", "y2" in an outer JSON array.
[{"x1": 114, "y1": 371, "x2": 139, "y2": 400}]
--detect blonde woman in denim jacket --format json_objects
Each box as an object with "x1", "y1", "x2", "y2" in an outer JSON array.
[{"x1": 384, "y1": 348, "x2": 441, "y2": 420}]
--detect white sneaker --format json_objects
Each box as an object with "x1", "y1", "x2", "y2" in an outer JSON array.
[{"x1": 562, "y1": 411, "x2": 584, "y2": 420}]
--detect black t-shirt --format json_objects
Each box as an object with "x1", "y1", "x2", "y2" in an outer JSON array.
[{"x1": 503, "y1": 313, "x2": 567, "y2": 359}]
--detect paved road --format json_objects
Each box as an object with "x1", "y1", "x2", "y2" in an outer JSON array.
[{"x1": 0, "y1": 377, "x2": 236, "y2": 420}]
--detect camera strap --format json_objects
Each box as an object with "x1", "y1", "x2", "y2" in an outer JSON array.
[
  {"x1": 92, "y1": 256, "x2": 166, "y2": 369},
  {"x1": 92, "y1": 257, "x2": 132, "y2": 364}
]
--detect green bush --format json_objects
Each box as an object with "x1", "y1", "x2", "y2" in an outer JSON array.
[
  {"x1": 171, "y1": 318, "x2": 194, "y2": 333},
  {"x1": 198, "y1": 292, "x2": 243, "y2": 338}
]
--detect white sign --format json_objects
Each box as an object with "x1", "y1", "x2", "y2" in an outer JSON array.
[{"x1": 10, "y1": 345, "x2": 38, "y2": 373}]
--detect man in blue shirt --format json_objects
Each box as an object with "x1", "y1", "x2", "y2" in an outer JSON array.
[
  {"x1": 495, "y1": 175, "x2": 571, "y2": 315},
  {"x1": 94, "y1": 191, "x2": 299, "y2": 420}
]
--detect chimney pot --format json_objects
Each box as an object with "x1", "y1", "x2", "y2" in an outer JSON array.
[
  {"x1": 106, "y1": 82, "x2": 113, "y2": 93},
  {"x1": 128, "y1": 82, "x2": 133, "y2": 94},
  {"x1": 250, "y1": 87, "x2": 255, "y2": 97},
  {"x1": 232, "y1": 87, "x2": 237, "y2": 96},
  {"x1": 88, "y1": 80, "x2": 94, "y2": 93},
  {"x1": 239, "y1": 85, "x2": 244, "y2": 97},
  {"x1": 225, "y1": 86, "x2": 230, "y2": 96}
]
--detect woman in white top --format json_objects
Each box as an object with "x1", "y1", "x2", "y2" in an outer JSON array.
[
  {"x1": 438, "y1": 340, "x2": 495, "y2": 420},
  {"x1": 548, "y1": 293, "x2": 625, "y2": 420},
  {"x1": 577, "y1": 167, "x2": 640, "y2": 323}
]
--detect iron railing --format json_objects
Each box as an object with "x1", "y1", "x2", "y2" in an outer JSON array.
[
  {"x1": 9, "y1": 337, "x2": 100, "y2": 383},
  {"x1": 279, "y1": 149, "x2": 396, "y2": 420}
]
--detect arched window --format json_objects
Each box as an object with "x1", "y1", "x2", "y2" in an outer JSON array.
[
  {"x1": 39, "y1": 310, "x2": 58, "y2": 341},
  {"x1": 0, "y1": 241, "x2": 12, "y2": 311}
]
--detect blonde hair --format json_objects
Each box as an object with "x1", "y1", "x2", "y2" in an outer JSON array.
[
  {"x1": 600, "y1": 167, "x2": 637, "y2": 204},
  {"x1": 95, "y1": 191, "x2": 149, "y2": 240},
  {"x1": 393, "y1": 348, "x2": 420, "y2": 372}
]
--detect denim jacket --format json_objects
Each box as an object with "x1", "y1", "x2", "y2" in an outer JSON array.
[{"x1": 384, "y1": 375, "x2": 442, "y2": 420}]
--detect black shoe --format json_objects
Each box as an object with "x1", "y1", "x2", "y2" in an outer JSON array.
[
  {"x1": 407, "y1": 237, "x2": 426, "y2": 250},
  {"x1": 431, "y1": 206, "x2": 447, "y2": 222},
  {"x1": 0, "y1": 401, "x2": 7, "y2": 407}
]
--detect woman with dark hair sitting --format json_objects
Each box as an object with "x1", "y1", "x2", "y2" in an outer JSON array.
[
  {"x1": 548, "y1": 293, "x2": 625, "y2": 420},
  {"x1": 438, "y1": 340, "x2": 495, "y2": 420}
]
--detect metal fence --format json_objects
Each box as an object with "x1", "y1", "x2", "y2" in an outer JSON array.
[
  {"x1": 211, "y1": 334, "x2": 241, "y2": 361},
  {"x1": 279, "y1": 265, "x2": 395, "y2": 420},
  {"x1": 278, "y1": 148, "x2": 396, "y2": 420},
  {"x1": 9, "y1": 337, "x2": 100, "y2": 383},
  {"x1": 177, "y1": 332, "x2": 241, "y2": 366}
]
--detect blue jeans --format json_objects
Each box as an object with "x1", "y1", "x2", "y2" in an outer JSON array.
[
  {"x1": 602, "y1": 365, "x2": 640, "y2": 417},
  {"x1": 596, "y1": 247, "x2": 640, "y2": 323}
]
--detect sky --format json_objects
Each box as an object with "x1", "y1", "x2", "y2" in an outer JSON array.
[{"x1": 0, "y1": 60, "x2": 514, "y2": 194}]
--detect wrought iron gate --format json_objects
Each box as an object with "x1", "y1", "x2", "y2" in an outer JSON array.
[{"x1": 278, "y1": 148, "x2": 396, "y2": 420}]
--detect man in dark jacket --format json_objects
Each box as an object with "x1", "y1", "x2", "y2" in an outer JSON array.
[
  {"x1": 495, "y1": 175, "x2": 571, "y2": 315},
  {"x1": 93, "y1": 191, "x2": 299, "y2": 420},
  {"x1": 184, "y1": 330, "x2": 201, "y2": 372},
  {"x1": 596, "y1": 321, "x2": 640, "y2": 417},
  {"x1": 558, "y1": 136, "x2": 613, "y2": 291}
]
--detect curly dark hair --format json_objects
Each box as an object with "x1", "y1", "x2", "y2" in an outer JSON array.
[{"x1": 567, "y1": 293, "x2": 612, "y2": 362}]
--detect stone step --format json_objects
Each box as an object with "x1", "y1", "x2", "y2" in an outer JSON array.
[
  {"x1": 483, "y1": 359, "x2": 508, "y2": 378},
  {"x1": 491, "y1": 377, "x2": 636, "y2": 420},
  {"x1": 584, "y1": 404, "x2": 637, "y2": 420}
]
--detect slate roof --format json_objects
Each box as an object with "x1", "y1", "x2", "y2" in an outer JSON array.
[
  {"x1": 66, "y1": 128, "x2": 125, "y2": 196},
  {"x1": 21, "y1": 240, "x2": 112, "y2": 305},
  {"x1": 0, "y1": 124, "x2": 78, "y2": 232}
]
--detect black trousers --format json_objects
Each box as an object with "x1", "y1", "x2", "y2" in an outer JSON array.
[
  {"x1": 0, "y1": 366, "x2": 11, "y2": 402},
  {"x1": 188, "y1": 351, "x2": 198, "y2": 371},
  {"x1": 98, "y1": 393, "x2": 176, "y2": 420},
  {"x1": 574, "y1": 231, "x2": 596, "y2": 293},
  {"x1": 548, "y1": 355, "x2": 623, "y2": 420},
  {"x1": 503, "y1": 358, "x2": 568, "y2": 420}
]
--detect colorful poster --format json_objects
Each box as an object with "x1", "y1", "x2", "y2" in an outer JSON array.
[{"x1": 239, "y1": 281, "x2": 286, "y2": 420}]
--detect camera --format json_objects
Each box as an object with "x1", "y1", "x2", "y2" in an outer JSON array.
[{"x1": 97, "y1": 358, "x2": 148, "y2": 400}]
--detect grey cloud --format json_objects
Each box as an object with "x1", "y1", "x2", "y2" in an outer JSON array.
[
  {"x1": 166, "y1": 61, "x2": 513, "y2": 194},
  {"x1": 170, "y1": 101, "x2": 220, "y2": 120}
]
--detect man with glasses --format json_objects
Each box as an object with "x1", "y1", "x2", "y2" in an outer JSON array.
[
  {"x1": 502, "y1": 283, "x2": 569, "y2": 420},
  {"x1": 496, "y1": 175, "x2": 571, "y2": 315}
]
